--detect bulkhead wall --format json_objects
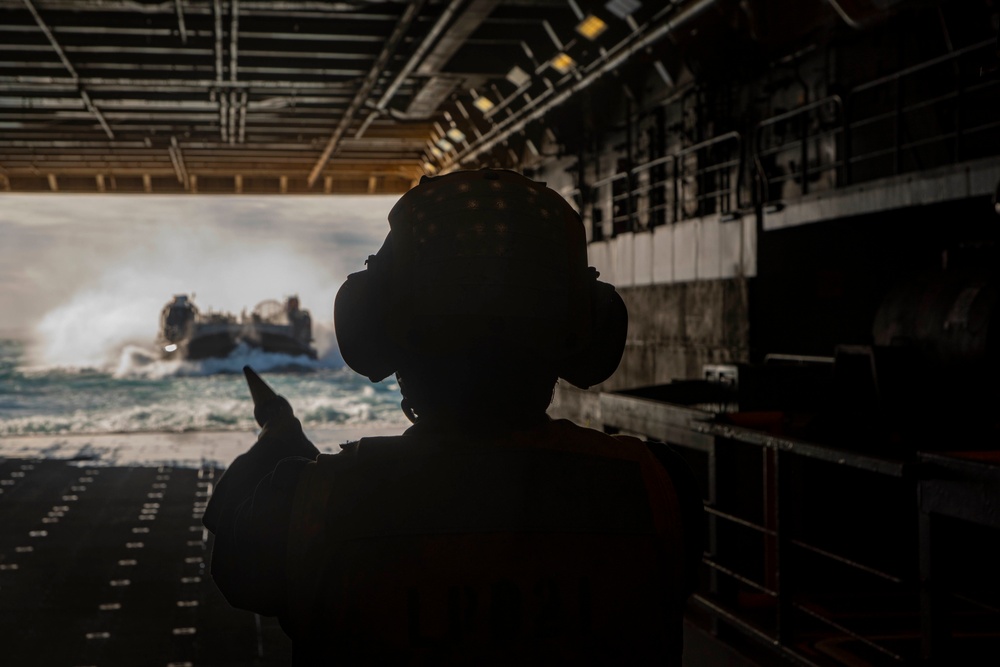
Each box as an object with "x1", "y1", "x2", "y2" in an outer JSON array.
[{"x1": 601, "y1": 278, "x2": 750, "y2": 392}]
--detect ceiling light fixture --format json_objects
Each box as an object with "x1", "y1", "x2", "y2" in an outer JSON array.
[
  {"x1": 472, "y1": 95, "x2": 495, "y2": 112},
  {"x1": 505, "y1": 65, "x2": 531, "y2": 87},
  {"x1": 551, "y1": 53, "x2": 576, "y2": 74},
  {"x1": 576, "y1": 14, "x2": 608, "y2": 40}
]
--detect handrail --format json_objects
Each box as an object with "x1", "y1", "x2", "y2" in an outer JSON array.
[
  {"x1": 751, "y1": 39, "x2": 998, "y2": 202},
  {"x1": 756, "y1": 95, "x2": 845, "y2": 131},
  {"x1": 587, "y1": 41, "x2": 998, "y2": 239},
  {"x1": 590, "y1": 131, "x2": 744, "y2": 234},
  {"x1": 851, "y1": 38, "x2": 994, "y2": 94},
  {"x1": 753, "y1": 95, "x2": 844, "y2": 202},
  {"x1": 674, "y1": 129, "x2": 742, "y2": 159},
  {"x1": 590, "y1": 170, "x2": 628, "y2": 188},
  {"x1": 702, "y1": 557, "x2": 777, "y2": 597}
]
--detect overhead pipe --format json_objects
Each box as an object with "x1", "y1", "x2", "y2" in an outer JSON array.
[
  {"x1": 355, "y1": 0, "x2": 464, "y2": 139},
  {"x1": 213, "y1": 0, "x2": 226, "y2": 140},
  {"x1": 0, "y1": 75, "x2": 354, "y2": 92},
  {"x1": 230, "y1": 0, "x2": 240, "y2": 143},
  {"x1": 237, "y1": 90, "x2": 248, "y2": 143},
  {"x1": 168, "y1": 136, "x2": 190, "y2": 189},
  {"x1": 230, "y1": 0, "x2": 239, "y2": 84},
  {"x1": 21, "y1": 0, "x2": 115, "y2": 139},
  {"x1": 213, "y1": 0, "x2": 224, "y2": 82},
  {"x1": 174, "y1": 0, "x2": 188, "y2": 43},
  {"x1": 825, "y1": 0, "x2": 864, "y2": 29},
  {"x1": 443, "y1": 0, "x2": 721, "y2": 170},
  {"x1": 308, "y1": 0, "x2": 427, "y2": 187}
]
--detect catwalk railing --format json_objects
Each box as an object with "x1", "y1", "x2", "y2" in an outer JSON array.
[
  {"x1": 586, "y1": 388, "x2": 1000, "y2": 666},
  {"x1": 587, "y1": 39, "x2": 999, "y2": 237}
]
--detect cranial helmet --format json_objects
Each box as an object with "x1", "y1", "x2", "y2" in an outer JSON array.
[{"x1": 334, "y1": 169, "x2": 627, "y2": 389}]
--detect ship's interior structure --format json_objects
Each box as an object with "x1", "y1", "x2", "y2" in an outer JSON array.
[{"x1": 1, "y1": 1, "x2": 999, "y2": 665}]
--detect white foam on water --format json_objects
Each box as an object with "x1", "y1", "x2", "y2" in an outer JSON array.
[{"x1": 29, "y1": 225, "x2": 342, "y2": 371}]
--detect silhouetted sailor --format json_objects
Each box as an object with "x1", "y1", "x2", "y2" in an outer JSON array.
[{"x1": 204, "y1": 169, "x2": 704, "y2": 665}]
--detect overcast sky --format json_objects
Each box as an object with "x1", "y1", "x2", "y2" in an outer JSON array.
[{"x1": 0, "y1": 194, "x2": 398, "y2": 362}]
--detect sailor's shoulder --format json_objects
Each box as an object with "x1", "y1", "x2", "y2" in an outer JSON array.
[
  {"x1": 270, "y1": 456, "x2": 318, "y2": 491},
  {"x1": 303, "y1": 435, "x2": 415, "y2": 471}
]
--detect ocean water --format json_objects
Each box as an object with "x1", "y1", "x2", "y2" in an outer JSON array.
[{"x1": 0, "y1": 338, "x2": 407, "y2": 437}]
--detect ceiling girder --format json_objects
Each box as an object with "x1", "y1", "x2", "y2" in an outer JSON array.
[
  {"x1": 0, "y1": 0, "x2": 682, "y2": 194},
  {"x1": 20, "y1": 0, "x2": 115, "y2": 138},
  {"x1": 306, "y1": 0, "x2": 427, "y2": 188}
]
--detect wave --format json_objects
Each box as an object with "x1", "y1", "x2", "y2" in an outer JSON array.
[
  {"x1": 112, "y1": 341, "x2": 344, "y2": 379},
  {"x1": 0, "y1": 388, "x2": 404, "y2": 437},
  {"x1": 0, "y1": 336, "x2": 405, "y2": 437}
]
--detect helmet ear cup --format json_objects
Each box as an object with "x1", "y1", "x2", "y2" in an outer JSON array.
[
  {"x1": 334, "y1": 265, "x2": 396, "y2": 383},
  {"x1": 558, "y1": 280, "x2": 628, "y2": 389}
]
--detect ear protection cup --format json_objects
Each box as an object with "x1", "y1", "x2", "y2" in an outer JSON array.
[
  {"x1": 334, "y1": 237, "x2": 398, "y2": 382},
  {"x1": 558, "y1": 279, "x2": 628, "y2": 389},
  {"x1": 335, "y1": 169, "x2": 630, "y2": 388}
]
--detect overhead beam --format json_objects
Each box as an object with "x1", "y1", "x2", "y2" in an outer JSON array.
[
  {"x1": 21, "y1": 0, "x2": 115, "y2": 139},
  {"x1": 230, "y1": 0, "x2": 239, "y2": 84},
  {"x1": 212, "y1": 0, "x2": 223, "y2": 83},
  {"x1": 0, "y1": 75, "x2": 359, "y2": 91},
  {"x1": 230, "y1": 0, "x2": 240, "y2": 144},
  {"x1": 1, "y1": 165, "x2": 418, "y2": 177},
  {"x1": 306, "y1": 0, "x2": 427, "y2": 188},
  {"x1": 357, "y1": 0, "x2": 465, "y2": 138},
  {"x1": 237, "y1": 90, "x2": 248, "y2": 143},
  {"x1": 168, "y1": 136, "x2": 190, "y2": 189},
  {"x1": 0, "y1": 136, "x2": 429, "y2": 150},
  {"x1": 0, "y1": 96, "x2": 359, "y2": 114},
  {"x1": 175, "y1": 0, "x2": 188, "y2": 43},
  {"x1": 0, "y1": 1, "x2": 392, "y2": 15},
  {"x1": 0, "y1": 43, "x2": 386, "y2": 60},
  {"x1": 415, "y1": 0, "x2": 500, "y2": 77},
  {"x1": 213, "y1": 0, "x2": 226, "y2": 142}
]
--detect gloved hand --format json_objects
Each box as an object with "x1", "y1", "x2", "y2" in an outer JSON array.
[{"x1": 203, "y1": 366, "x2": 320, "y2": 535}]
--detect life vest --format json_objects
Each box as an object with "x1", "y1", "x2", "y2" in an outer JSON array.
[{"x1": 284, "y1": 419, "x2": 687, "y2": 665}]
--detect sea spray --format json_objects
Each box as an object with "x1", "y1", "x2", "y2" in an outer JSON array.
[
  {"x1": 2, "y1": 194, "x2": 403, "y2": 436},
  {"x1": 29, "y1": 224, "x2": 344, "y2": 371}
]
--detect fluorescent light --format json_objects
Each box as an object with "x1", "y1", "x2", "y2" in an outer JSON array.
[
  {"x1": 430, "y1": 146, "x2": 443, "y2": 158},
  {"x1": 505, "y1": 65, "x2": 531, "y2": 87},
  {"x1": 605, "y1": 0, "x2": 640, "y2": 19},
  {"x1": 551, "y1": 52, "x2": 576, "y2": 74},
  {"x1": 472, "y1": 95, "x2": 494, "y2": 112},
  {"x1": 446, "y1": 128, "x2": 466, "y2": 143},
  {"x1": 436, "y1": 138, "x2": 454, "y2": 152},
  {"x1": 576, "y1": 14, "x2": 608, "y2": 40}
]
